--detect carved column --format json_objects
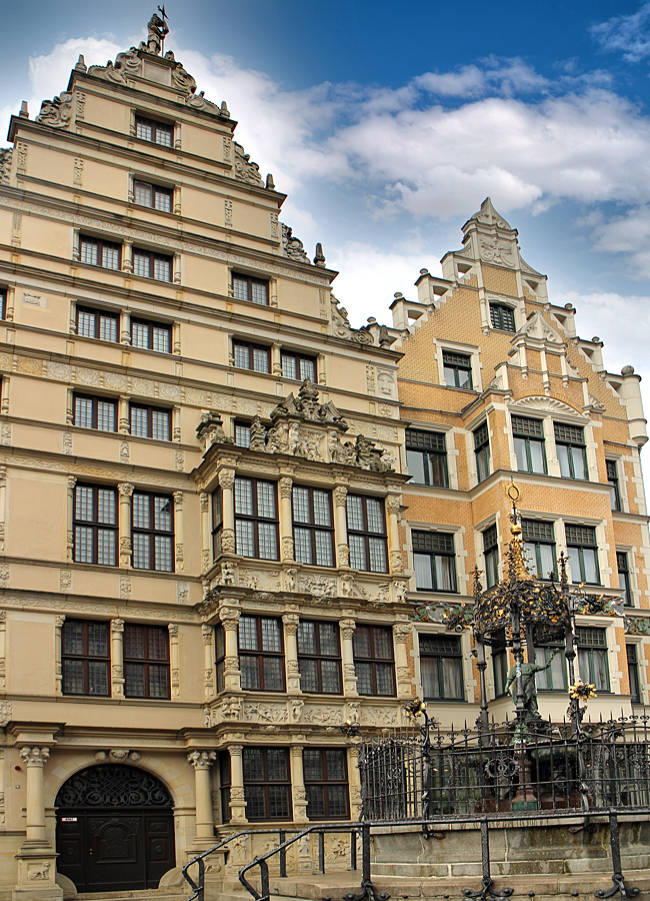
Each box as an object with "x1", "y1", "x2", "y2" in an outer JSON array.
[
  {"x1": 200, "y1": 491, "x2": 212, "y2": 574},
  {"x1": 187, "y1": 751, "x2": 217, "y2": 842},
  {"x1": 118, "y1": 396, "x2": 130, "y2": 434},
  {"x1": 393, "y1": 622, "x2": 413, "y2": 699},
  {"x1": 333, "y1": 485, "x2": 350, "y2": 567},
  {"x1": 290, "y1": 744, "x2": 308, "y2": 823},
  {"x1": 117, "y1": 483, "x2": 134, "y2": 567},
  {"x1": 219, "y1": 606, "x2": 241, "y2": 692},
  {"x1": 120, "y1": 311, "x2": 131, "y2": 345},
  {"x1": 347, "y1": 743, "x2": 362, "y2": 820},
  {"x1": 122, "y1": 240, "x2": 133, "y2": 275},
  {"x1": 202, "y1": 624, "x2": 216, "y2": 699},
  {"x1": 66, "y1": 476, "x2": 76, "y2": 562},
  {"x1": 54, "y1": 616, "x2": 65, "y2": 695},
  {"x1": 283, "y1": 614, "x2": 301, "y2": 693},
  {"x1": 278, "y1": 476, "x2": 294, "y2": 562},
  {"x1": 20, "y1": 747, "x2": 50, "y2": 844},
  {"x1": 0, "y1": 611, "x2": 6, "y2": 693},
  {"x1": 386, "y1": 494, "x2": 403, "y2": 573},
  {"x1": 173, "y1": 490, "x2": 184, "y2": 573},
  {"x1": 340, "y1": 618, "x2": 358, "y2": 696},
  {"x1": 110, "y1": 618, "x2": 125, "y2": 698},
  {"x1": 218, "y1": 470, "x2": 235, "y2": 554},
  {"x1": 168, "y1": 624, "x2": 180, "y2": 698},
  {"x1": 228, "y1": 744, "x2": 248, "y2": 825}
]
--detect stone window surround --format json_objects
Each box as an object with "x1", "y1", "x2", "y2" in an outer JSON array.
[
  {"x1": 412, "y1": 624, "x2": 473, "y2": 705},
  {"x1": 72, "y1": 228, "x2": 181, "y2": 284},
  {"x1": 65, "y1": 387, "x2": 182, "y2": 443},
  {"x1": 128, "y1": 172, "x2": 178, "y2": 215},
  {"x1": 404, "y1": 521, "x2": 467, "y2": 597},
  {"x1": 401, "y1": 420, "x2": 459, "y2": 490},
  {"x1": 465, "y1": 413, "x2": 492, "y2": 488},
  {"x1": 480, "y1": 294, "x2": 525, "y2": 334},
  {"x1": 433, "y1": 338, "x2": 482, "y2": 393}
]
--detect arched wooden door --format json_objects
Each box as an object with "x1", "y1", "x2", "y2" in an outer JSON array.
[{"x1": 55, "y1": 764, "x2": 175, "y2": 893}]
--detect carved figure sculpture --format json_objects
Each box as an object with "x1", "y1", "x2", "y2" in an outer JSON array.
[
  {"x1": 144, "y1": 12, "x2": 169, "y2": 55},
  {"x1": 504, "y1": 648, "x2": 561, "y2": 720}
]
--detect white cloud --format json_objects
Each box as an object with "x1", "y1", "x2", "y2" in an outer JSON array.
[
  {"x1": 414, "y1": 57, "x2": 548, "y2": 98},
  {"x1": 591, "y1": 3, "x2": 650, "y2": 62}
]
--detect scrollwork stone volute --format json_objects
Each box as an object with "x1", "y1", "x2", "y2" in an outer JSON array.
[
  {"x1": 218, "y1": 469, "x2": 235, "y2": 491},
  {"x1": 20, "y1": 746, "x2": 50, "y2": 767},
  {"x1": 386, "y1": 495, "x2": 401, "y2": 516},
  {"x1": 118, "y1": 482, "x2": 134, "y2": 498},
  {"x1": 340, "y1": 618, "x2": 356, "y2": 640},
  {"x1": 36, "y1": 92, "x2": 73, "y2": 129},
  {"x1": 219, "y1": 607, "x2": 240, "y2": 631},
  {"x1": 111, "y1": 618, "x2": 125, "y2": 634},
  {"x1": 172, "y1": 490, "x2": 183, "y2": 508},
  {"x1": 279, "y1": 476, "x2": 293, "y2": 500},
  {"x1": 187, "y1": 750, "x2": 217, "y2": 770},
  {"x1": 282, "y1": 613, "x2": 299, "y2": 636},
  {"x1": 333, "y1": 486, "x2": 348, "y2": 508}
]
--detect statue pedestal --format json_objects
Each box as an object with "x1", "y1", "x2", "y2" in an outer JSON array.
[{"x1": 13, "y1": 847, "x2": 62, "y2": 901}]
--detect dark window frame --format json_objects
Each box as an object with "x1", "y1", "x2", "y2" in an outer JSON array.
[
  {"x1": 492, "y1": 632, "x2": 508, "y2": 698},
  {"x1": 219, "y1": 750, "x2": 231, "y2": 823},
  {"x1": 512, "y1": 415, "x2": 547, "y2": 474},
  {"x1": 133, "y1": 178, "x2": 173, "y2": 213},
  {"x1": 617, "y1": 550, "x2": 633, "y2": 607},
  {"x1": 576, "y1": 626, "x2": 610, "y2": 691},
  {"x1": 346, "y1": 494, "x2": 388, "y2": 573},
  {"x1": 123, "y1": 623, "x2": 171, "y2": 699},
  {"x1": 353, "y1": 624, "x2": 396, "y2": 697},
  {"x1": 522, "y1": 519, "x2": 557, "y2": 580},
  {"x1": 76, "y1": 305, "x2": 120, "y2": 343},
  {"x1": 232, "y1": 272, "x2": 269, "y2": 306},
  {"x1": 303, "y1": 748, "x2": 350, "y2": 820},
  {"x1": 73, "y1": 393, "x2": 117, "y2": 432},
  {"x1": 297, "y1": 620, "x2": 342, "y2": 695},
  {"x1": 419, "y1": 634, "x2": 465, "y2": 701},
  {"x1": 129, "y1": 403, "x2": 172, "y2": 441},
  {"x1": 606, "y1": 459, "x2": 621, "y2": 511},
  {"x1": 238, "y1": 614, "x2": 285, "y2": 692},
  {"x1": 627, "y1": 643, "x2": 641, "y2": 704},
  {"x1": 233, "y1": 340, "x2": 271, "y2": 373},
  {"x1": 405, "y1": 429, "x2": 448, "y2": 487},
  {"x1": 489, "y1": 302, "x2": 516, "y2": 332},
  {"x1": 566, "y1": 524, "x2": 600, "y2": 585},
  {"x1": 215, "y1": 626, "x2": 225, "y2": 694},
  {"x1": 211, "y1": 489, "x2": 222, "y2": 559},
  {"x1": 73, "y1": 483, "x2": 118, "y2": 567},
  {"x1": 474, "y1": 422, "x2": 490, "y2": 482},
  {"x1": 443, "y1": 350, "x2": 473, "y2": 389},
  {"x1": 483, "y1": 524, "x2": 499, "y2": 588},
  {"x1": 243, "y1": 747, "x2": 292, "y2": 821},
  {"x1": 281, "y1": 349, "x2": 317, "y2": 382},
  {"x1": 234, "y1": 420, "x2": 252, "y2": 448},
  {"x1": 0, "y1": 288, "x2": 7, "y2": 320},
  {"x1": 61, "y1": 619, "x2": 110, "y2": 697},
  {"x1": 131, "y1": 491, "x2": 175, "y2": 572},
  {"x1": 292, "y1": 486, "x2": 335, "y2": 567},
  {"x1": 554, "y1": 422, "x2": 588, "y2": 481},
  {"x1": 234, "y1": 477, "x2": 279, "y2": 560},
  {"x1": 79, "y1": 235, "x2": 122, "y2": 270},
  {"x1": 132, "y1": 247, "x2": 173, "y2": 282},
  {"x1": 130, "y1": 317, "x2": 172, "y2": 353},
  {"x1": 134, "y1": 115, "x2": 174, "y2": 147},
  {"x1": 412, "y1": 530, "x2": 457, "y2": 593}
]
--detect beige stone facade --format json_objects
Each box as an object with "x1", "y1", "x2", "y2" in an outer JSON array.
[
  {"x1": 0, "y1": 19, "x2": 411, "y2": 900},
  {"x1": 394, "y1": 197, "x2": 650, "y2": 729}
]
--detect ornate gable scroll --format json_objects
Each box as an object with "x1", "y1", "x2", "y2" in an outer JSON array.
[
  {"x1": 0, "y1": 149, "x2": 11, "y2": 185},
  {"x1": 330, "y1": 297, "x2": 374, "y2": 345},
  {"x1": 281, "y1": 223, "x2": 309, "y2": 262},
  {"x1": 35, "y1": 92, "x2": 74, "y2": 129},
  {"x1": 234, "y1": 142, "x2": 264, "y2": 186},
  {"x1": 515, "y1": 310, "x2": 564, "y2": 345}
]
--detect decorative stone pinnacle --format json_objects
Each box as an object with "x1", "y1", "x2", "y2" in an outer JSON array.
[{"x1": 313, "y1": 242, "x2": 326, "y2": 267}]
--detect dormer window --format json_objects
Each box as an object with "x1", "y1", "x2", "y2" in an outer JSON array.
[
  {"x1": 135, "y1": 115, "x2": 173, "y2": 148},
  {"x1": 489, "y1": 302, "x2": 515, "y2": 332},
  {"x1": 443, "y1": 350, "x2": 473, "y2": 388}
]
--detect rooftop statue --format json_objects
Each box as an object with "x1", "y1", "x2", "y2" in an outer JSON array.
[{"x1": 142, "y1": 8, "x2": 169, "y2": 55}]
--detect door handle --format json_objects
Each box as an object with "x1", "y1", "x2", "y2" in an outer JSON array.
[{"x1": 88, "y1": 849, "x2": 94, "y2": 856}]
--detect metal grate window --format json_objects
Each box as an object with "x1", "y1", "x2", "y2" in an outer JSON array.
[
  {"x1": 489, "y1": 303, "x2": 515, "y2": 331},
  {"x1": 512, "y1": 416, "x2": 544, "y2": 438},
  {"x1": 554, "y1": 423, "x2": 585, "y2": 445},
  {"x1": 565, "y1": 524, "x2": 596, "y2": 546}
]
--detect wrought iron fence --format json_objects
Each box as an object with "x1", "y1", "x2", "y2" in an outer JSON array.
[{"x1": 360, "y1": 713, "x2": 650, "y2": 821}]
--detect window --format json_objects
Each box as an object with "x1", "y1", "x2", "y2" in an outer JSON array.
[
  {"x1": 512, "y1": 416, "x2": 546, "y2": 474},
  {"x1": 234, "y1": 421, "x2": 251, "y2": 448},
  {"x1": 293, "y1": 487, "x2": 334, "y2": 566},
  {"x1": 130, "y1": 404, "x2": 171, "y2": 441},
  {"x1": 297, "y1": 621, "x2": 342, "y2": 694},
  {"x1": 405, "y1": 429, "x2": 448, "y2": 487},
  {"x1": 346, "y1": 495, "x2": 388, "y2": 573},
  {"x1": 132, "y1": 248, "x2": 173, "y2": 282},
  {"x1": 566, "y1": 524, "x2": 599, "y2": 584},
  {"x1": 554, "y1": 423, "x2": 587, "y2": 480},
  {"x1": 412, "y1": 531, "x2": 457, "y2": 592},
  {"x1": 211, "y1": 489, "x2": 222, "y2": 559},
  {"x1": 79, "y1": 235, "x2": 121, "y2": 270},
  {"x1": 233, "y1": 341, "x2": 271, "y2": 373},
  {"x1": 443, "y1": 350, "x2": 473, "y2": 388},
  {"x1": 483, "y1": 524, "x2": 499, "y2": 588},
  {"x1": 0, "y1": 289, "x2": 6, "y2": 319},
  {"x1": 135, "y1": 115, "x2": 173, "y2": 147},
  {"x1": 606, "y1": 460, "x2": 621, "y2": 511},
  {"x1": 492, "y1": 631, "x2": 507, "y2": 697},
  {"x1": 419, "y1": 634, "x2": 464, "y2": 700},
  {"x1": 132, "y1": 492, "x2": 174, "y2": 571},
  {"x1": 303, "y1": 749, "x2": 349, "y2": 819},
  {"x1": 73, "y1": 484, "x2": 117, "y2": 566},
  {"x1": 131, "y1": 318, "x2": 171, "y2": 353},
  {"x1": 243, "y1": 748, "x2": 291, "y2": 820},
  {"x1": 353, "y1": 625, "x2": 395, "y2": 697},
  {"x1": 617, "y1": 551, "x2": 633, "y2": 606},
  {"x1": 522, "y1": 519, "x2": 556, "y2": 580},
  {"x1": 215, "y1": 626, "x2": 225, "y2": 694},
  {"x1": 281, "y1": 350, "x2": 316, "y2": 382},
  {"x1": 576, "y1": 627, "x2": 609, "y2": 691},
  {"x1": 73, "y1": 394, "x2": 117, "y2": 432},
  {"x1": 627, "y1": 644, "x2": 641, "y2": 704},
  {"x1": 234, "y1": 478, "x2": 278, "y2": 559},
  {"x1": 133, "y1": 179, "x2": 173, "y2": 213},
  {"x1": 219, "y1": 751, "x2": 231, "y2": 823},
  {"x1": 76, "y1": 306, "x2": 119, "y2": 343},
  {"x1": 62, "y1": 620, "x2": 110, "y2": 696},
  {"x1": 489, "y1": 302, "x2": 515, "y2": 332},
  {"x1": 534, "y1": 637, "x2": 566, "y2": 691},
  {"x1": 474, "y1": 423, "x2": 490, "y2": 482},
  {"x1": 123, "y1": 623, "x2": 170, "y2": 699},
  {"x1": 232, "y1": 273, "x2": 269, "y2": 306},
  {"x1": 239, "y1": 615, "x2": 284, "y2": 691}
]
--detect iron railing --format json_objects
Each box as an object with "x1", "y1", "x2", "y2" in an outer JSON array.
[{"x1": 360, "y1": 714, "x2": 650, "y2": 821}]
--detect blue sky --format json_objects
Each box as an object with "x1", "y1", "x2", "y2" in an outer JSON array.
[{"x1": 1, "y1": 1, "x2": 650, "y2": 457}]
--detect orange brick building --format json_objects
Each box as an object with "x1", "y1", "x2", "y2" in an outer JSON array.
[{"x1": 392, "y1": 198, "x2": 650, "y2": 727}]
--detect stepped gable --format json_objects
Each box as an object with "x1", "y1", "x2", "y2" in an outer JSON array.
[{"x1": 450, "y1": 196, "x2": 543, "y2": 275}]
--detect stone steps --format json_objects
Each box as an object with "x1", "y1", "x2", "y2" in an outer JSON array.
[{"x1": 74, "y1": 891, "x2": 186, "y2": 901}]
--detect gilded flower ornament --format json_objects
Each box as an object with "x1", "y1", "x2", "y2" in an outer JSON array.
[{"x1": 569, "y1": 679, "x2": 597, "y2": 702}]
